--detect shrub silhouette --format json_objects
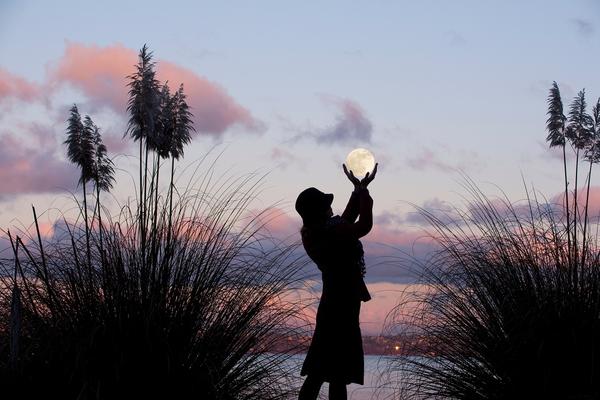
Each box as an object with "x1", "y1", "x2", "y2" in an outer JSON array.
[
  {"x1": 386, "y1": 83, "x2": 600, "y2": 399},
  {"x1": 0, "y1": 163, "x2": 305, "y2": 399},
  {"x1": 0, "y1": 45, "x2": 306, "y2": 399}
]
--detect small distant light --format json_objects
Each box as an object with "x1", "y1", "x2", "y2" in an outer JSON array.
[{"x1": 394, "y1": 345, "x2": 400, "y2": 351}]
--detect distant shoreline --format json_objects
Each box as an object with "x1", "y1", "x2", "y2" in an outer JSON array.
[{"x1": 268, "y1": 334, "x2": 435, "y2": 356}]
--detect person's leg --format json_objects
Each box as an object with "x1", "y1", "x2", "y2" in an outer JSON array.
[
  {"x1": 298, "y1": 375, "x2": 324, "y2": 400},
  {"x1": 328, "y1": 380, "x2": 347, "y2": 400}
]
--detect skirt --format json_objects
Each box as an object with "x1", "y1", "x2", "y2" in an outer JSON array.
[{"x1": 300, "y1": 296, "x2": 364, "y2": 384}]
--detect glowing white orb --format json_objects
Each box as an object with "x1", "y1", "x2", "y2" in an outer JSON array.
[{"x1": 345, "y1": 148, "x2": 375, "y2": 178}]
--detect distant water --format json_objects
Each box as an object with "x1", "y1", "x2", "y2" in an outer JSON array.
[{"x1": 286, "y1": 354, "x2": 399, "y2": 400}]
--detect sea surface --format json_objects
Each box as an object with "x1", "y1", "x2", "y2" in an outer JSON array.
[{"x1": 286, "y1": 354, "x2": 403, "y2": 400}]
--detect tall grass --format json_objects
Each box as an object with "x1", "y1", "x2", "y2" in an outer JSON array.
[
  {"x1": 0, "y1": 44, "x2": 308, "y2": 399},
  {"x1": 0, "y1": 166, "x2": 306, "y2": 399},
  {"x1": 386, "y1": 180, "x2": 600, "y2": 399},
  {"x1": 382, "y1": 82, "x2": 600, "y2": 400}
]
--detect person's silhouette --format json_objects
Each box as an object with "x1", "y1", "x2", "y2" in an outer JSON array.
[{"x1": 295, "y1": 163, "x2": 378, "y2": 400}]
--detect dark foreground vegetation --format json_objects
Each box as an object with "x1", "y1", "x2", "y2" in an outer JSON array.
[
  {"x1": 0, "y1": 46, "x2": 306, "y2": 399},
  {"x1": 3, "y1": 45, "x2": 599, "y2": 400},
  {"x1": 387, "y1": 83, "x2": 600, "y2": 399}
]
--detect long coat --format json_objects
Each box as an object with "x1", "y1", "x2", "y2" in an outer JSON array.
[{"x1": 300, "y1": 190, "x2": 372, "y2": 385}]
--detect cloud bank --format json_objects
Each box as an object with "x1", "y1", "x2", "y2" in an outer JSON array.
[
  {"x1": 49, "y1": 42, "x2": 263, "y2": 135},
  {"x1": 0, "y1": 68, "x2": 40, "y2": 103},
  {"x1": 287, "y1": 97, "x2": 373, "y2": 146},
  {"x1": 406, "y1": 145, "x2": 484, "y2": 173},
  {"x1": 0, "y1": 42, "x2": 265, "y2": 197},
  {"x1": 572, "y1": 18, "x2": 594, "y2": 37},
  {"x1": 1, "y1": 42, "x2": 262, "y2": 137},
  {"x1": 315, "y1": 98, "x2": 373, "y2": 145},
  {"x1": 0, "y1": 125, "x2": 78, "y2": 197}
]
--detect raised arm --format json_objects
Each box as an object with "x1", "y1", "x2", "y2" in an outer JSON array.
[
  {"x1": 339, "y1": 163, "x2": 378, "y2": 238},
  {"x1": 341, "y1": 191, "x2": 360, "y2": 223},
  {"x1": 347, "y1": 189, "x2": 373, "y2": 238}
]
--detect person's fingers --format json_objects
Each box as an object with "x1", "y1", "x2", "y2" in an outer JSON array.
[
  {"x1": 343, "y1": 164, "x2": 355, "y2": 181},
  {"x1": 369, "y1": 163, "x2": 378, "y2": 181},
  {"x1": 344, "y1": 163, "x2": 364, "y2": 186},
  {"x1": 358, "y1": 164, "x2": 379, "y2": 187},
  {"x1": 362, "y1": 171, "x2": 370, "y2": 184}
]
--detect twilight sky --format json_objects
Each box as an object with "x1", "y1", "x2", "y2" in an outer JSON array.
[{"x1": 2, "y1": 0, "x2": 600, "y2": 334}]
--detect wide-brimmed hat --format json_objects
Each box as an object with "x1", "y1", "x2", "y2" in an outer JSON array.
[{"x1": 295, "y1": 187, "x2": 334, "y2": 222}]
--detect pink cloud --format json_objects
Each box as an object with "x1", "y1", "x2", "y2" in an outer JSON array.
[
  {"x1": 551, "y1": 186, "x2": 600, "y2": 220},
  {"x1": 241, "y1": 207, "x2": 441, "y2": 287},
  {"x1": 157, "y1": 60, "x2": 264, "y2": 134},
  {"x1": 0, "y1": 127, "x2": 78, "y2": 197},
  {"x1": 245, "y1": 207, "x2": 302, "y2": 240},
  {"x1": 364, "y1": 224, "x2": 435, "y2": 253},
  {"x1": 49, "y1": 42, "x2": 263, "y2": 135},
  {"x1": 50, "y1": 42, "x2": 132, "y2": 112},
  {"x1": 286, "y1": 97, "x2": 372, "y2": 145},
  {"x1": 581, "y1": 187, "x2": 600, "y2": 218},
  {"x1": 315, "y1": 97, "x2": 373, "y2": 144},
  {"x1": 247, "y1": 207, "x2": 438, "y2": 257},
  {"x1": 101, "y1": 131, "x2": 132, "y2": 154},
  {"x1": 270, "y1": 146, "x2": 306, "y2": 169},
  {"x1": 35, "y1": 221, "x2": 55, "y2": 238},
  {"x1": 406, "y1": 147, "x2": 453, "y2": 171},
  {"x1": 0, "y1": 67, "x2": 40, "y2": 103},
  {"x1": 406, "y1": 146, "x2": 485, "y2": 172},
  {"x1": 247, "y1": 207, "x2": 435, "y2": 251}
]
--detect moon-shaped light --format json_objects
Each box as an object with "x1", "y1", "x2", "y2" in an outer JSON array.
[{"x1": 345, "y1": 148, "x2": 375, "y2": 178}]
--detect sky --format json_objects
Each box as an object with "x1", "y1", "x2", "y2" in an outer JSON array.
[{"x1": 1, "y1": 0, "x2": 600, "y2": 334}]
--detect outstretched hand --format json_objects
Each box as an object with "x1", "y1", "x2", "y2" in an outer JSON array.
[
  {"x1": 343, "y1": 164, "x2": 361, "y2": 188},
  {"x1": 343, "y1": 163, "x2": 378, "y2": 190},
  {"x1": 361, "y1": 163, "x2": 378, "y2": 188}
]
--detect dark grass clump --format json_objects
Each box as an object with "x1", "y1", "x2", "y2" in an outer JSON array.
[
  {"x1": 0, "y1": 171, "x2": 306, "y2": 399},
  {"x1": 383, "y1": 81, "x2": 600, "y2": 400},
  {"x1": 385, "y1": 181, "x2": 600, "y2": 400},
  {"x1": 0, "y1": 44, "x2": 308, "y2": 399}
]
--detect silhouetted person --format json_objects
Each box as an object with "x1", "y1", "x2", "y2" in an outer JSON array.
[{"x1": 295, "y1": 163, "x2": 378, "y2": 400}]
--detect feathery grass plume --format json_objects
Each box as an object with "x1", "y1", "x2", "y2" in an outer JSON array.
[
  {"x1": 587, "y1": 98, "x2": 600, "y2": 164},
  {"x1": 546, "y1": 82, "x2": 571, "y2": 265},
  {"x1": 0, "y1": 162, "x2": 308, "y2": 399},
  {"x1": 65, "y1": 105, "x2": 95, "y2": 183},
  {"x1": 65, "y1": 105, "x2": 95, "y2": 268},
  {"x1": 125, "y1": 46, "x2": 196, "y2": 272},
  {"x1": 566, "y1": 89, "x2": 594, "y2": 151},
  {"x1": 125, "y1": 44, "x2": 161, "y2": 252},
  {"x1": 581, "y1": 97, "x2": 600, "y2": 267},
  {"x1": 154, "y1": 82, "x2": 195, "y2": 246},
  {"x1": 565, "y1": 89, "x2": 595, "y2": 269},
  {"x1": 89, "y1": 120, "x2": 115, "y2": 263},
  {"x1": 90, "y1": 122, "x2": 115, "y2": 194},
  {"x1": 546, "y1": 82, "x2": 568, "y2": 147},
  {"x1": 385, "y1": 177, "x2": 600, "y2": 399}
]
